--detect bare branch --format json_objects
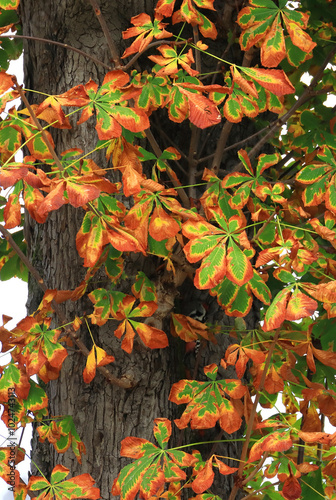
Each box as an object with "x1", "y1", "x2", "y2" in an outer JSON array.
[
  {"x1": 0, "y1": 34, "x2": 113, "y2": 70},
  {"x1": 87, "y1": 0, "x2": 122, "y2": 67}
]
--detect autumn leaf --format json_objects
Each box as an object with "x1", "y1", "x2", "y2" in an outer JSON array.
[
  {"x1": 169, "y1": 365, "x2": 245, "y2": 433},
  {"x1": 122, "y1": 13, "x2": 172, "y2": 58},
  {"x1": 282, "y1": 474, "x2": 302, "y2": 500},
  {"x1": 28, "y1": 465, "x2": 100, "y2": 499},
  {"x1": 149, "y1": 45, "x2": 198, "y2": 76},
  {"x1": 237, "y1": 1, "x2": 316, "y2": 67},
  {"x1": 83, "y1": 345, "x2": 115, "y2": 384},
  {"x1": 249, "y1": 431, "x2": 293, "y2": 463},
  {"x1": 177, "y1": 85, "x2": 222, "y2": 129},
  {"x1": 112, "y1": 420, "x2": 195, "y2": 499}
]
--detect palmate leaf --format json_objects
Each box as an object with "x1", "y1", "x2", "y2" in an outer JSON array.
[
  {"x1": 149, "y1": 45, "x2": 198, "y2": 77},
  {"x1": 76, "y1": 70, "x2": 150, "y2": 140},
  {"x1": 174, "y1": 0, "x2": 217, "y2": 39},
  {"x1": 112, "y1": 420, "x2": 196, "y2": 500},
  {"x1": 169, "y1": 365, "x2": 245, "y2": 433},
  {"x1": 28, "y1": 464, "x2": 100, "y2": 500},
  {"x1": 183, "y1": 213, "x2": 254, "y2": 291},
  {"x1": 111, "y1": 295, "x2": 168, "y2": 353},
  {"x1": 237, "y1": 0, "x2": 316, "y2": 67},
  {"x1": 37, "y1": 416, "x2": 86, "y2": 463},
  {"x1": 132, "y1": 73, "x2": 170, "y2": 112},
  {"x1": 122, "y1": 13, "x2": 172, "y2": 59}
]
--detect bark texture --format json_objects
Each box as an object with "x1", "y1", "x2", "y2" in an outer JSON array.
[{"x1": 21, "y1": 1, "x2": 253, "y2": 498}]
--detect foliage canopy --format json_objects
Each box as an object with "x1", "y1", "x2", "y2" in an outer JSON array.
[{"x1": 0, "y1": 0, "x2": 336, "y2": 499}]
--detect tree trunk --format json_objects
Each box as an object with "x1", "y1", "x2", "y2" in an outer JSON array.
[{"x1": 21, "y1": 1, "x2": 255, "y2": 498}]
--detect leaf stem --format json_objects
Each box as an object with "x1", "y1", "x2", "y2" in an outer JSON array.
[{"x1": 12, "y1": 78, "x2": 64, "y2": 173}]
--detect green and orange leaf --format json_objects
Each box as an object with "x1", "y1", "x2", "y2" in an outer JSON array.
[
  {"x1": 83, "y1": 345, "x2": 115, "y2": 384},
  {"x1": 122, "y1": 13, "x2": 172, "y2": 59},
  {"x1": 28, "y1": 465, "x2": 100, "y2": 500}
]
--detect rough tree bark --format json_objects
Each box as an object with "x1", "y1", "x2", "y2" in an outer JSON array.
[{"x1": 21, "y1": 1, "x2": 255, "y2": 498}]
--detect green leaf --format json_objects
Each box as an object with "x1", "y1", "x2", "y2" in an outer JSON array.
[{"x1": 226, "y1": 240, "x2": 253, "y2": 286}]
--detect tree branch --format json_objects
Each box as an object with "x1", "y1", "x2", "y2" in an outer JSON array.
[
  {"x1": 145, "y1": 129, "x2": 190, "y2": 207},
  {"x1": 0, "y1": 34, "x2": 113, "y2": 70},
  {"x1": 211, "y1": 48, "x2": 255, "y2": 173},
  {"x1": 87, "y1": 0, "x2": 122, "y2": 67}
]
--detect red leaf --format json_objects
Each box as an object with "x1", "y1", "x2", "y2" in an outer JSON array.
[
  {"x1": 177, "y1": 86, "x2": 222, "y2": 129},
  {"x1": 282, "y1": 475, "x2": 302, "y2": 500}
]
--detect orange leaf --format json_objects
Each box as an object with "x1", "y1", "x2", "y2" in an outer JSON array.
[
  {"x1": 149, "y1": 204, "x2": 180, "y2": 241},
  {"x1": 241, "y1": 67, "x2": 295, "y2": 96},
  {"x1": 83, "y1": 345, "x2": 115, "y2": 383},
  {"x1": 135, "y1": 322, "x2": 169, "y2": 349},
  {"x1": 214, "y1": 456, "x2": 238, "y2": 475},
  {"x1": 3, "y1": 193, "x2": 21, "y2": 229},
  {"x1": 177, "y1": 86, "x2": 222, "y2": 129},
  {"x1": 191, "y1": 459, "x2": 214, "y2": 494},
  {"x1": 66, "y1": 181, "x2": 101, "y2": 208},
  {"x1": 285, "y1": 291, "x2": 317, "y2": 321},
  {"x1": 0, "y1": 71, "x2": 14, "y2": 94},
  {"x1": 37, "y1": 181, "x2": 67, "y2": 218},
  {"x1": 312, "y1": 346, "x2": 336, "y2": 370}
]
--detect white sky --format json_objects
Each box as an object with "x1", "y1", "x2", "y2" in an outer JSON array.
[{"x1": 0, "y1": 56, "x2": 31, "y2": 500}]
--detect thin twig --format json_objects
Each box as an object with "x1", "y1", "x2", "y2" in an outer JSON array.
[
  {"x1": 0, "y1": 224, "x2": 134, "y2": 389},
  {"x1": 210, "y1": 48, "x2": 255, "y2": 173},
  {"x1": 197, "y1": 124, "x2": 274, "y2": 164},
  {"x1": 87, "y1": 0, "x2": 122, "y2": 67},
  {"x1": 211, "y1": 121, "x2": 233, "y2": 174},
  {"x1": 241, "y1": 453, "x2": 269, "y2": 486},
  {"x1": 0, "y1": 34, "x2": 113, "y2": 70},
  {"x1": 12, "y1": 78, "x2": 64, "y2": 172},
  {"x1": 193, "y1": 26, "x2": 201, "y2": 75},
  {"x1": 145, "y1": 129, "x2": 190, "y2": 207}
]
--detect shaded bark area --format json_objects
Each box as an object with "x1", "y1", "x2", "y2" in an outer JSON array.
[{"x1": 21, "y1": 1, "x2": 253, "y2": 498}]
